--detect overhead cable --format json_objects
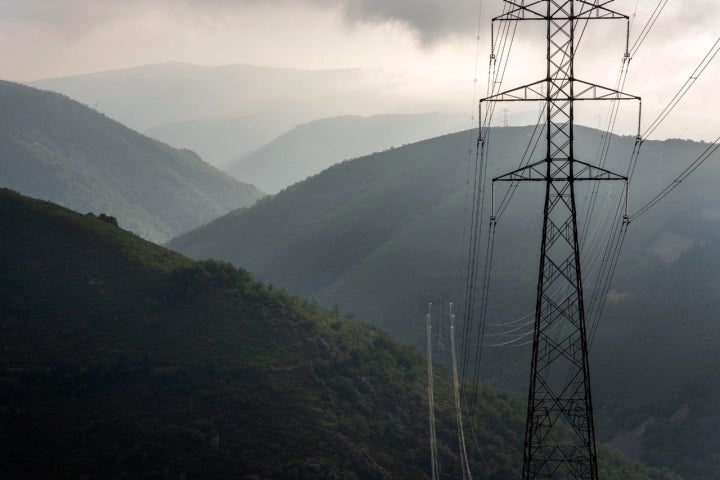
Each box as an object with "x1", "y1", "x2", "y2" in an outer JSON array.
[
  {"x1": 643, "y1": 37, "x2": 720, "y2": 139},
  {"x1": 632, "y1": 136, "x2": 720, "y2": 220}
]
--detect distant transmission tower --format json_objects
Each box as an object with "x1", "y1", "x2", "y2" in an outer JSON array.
[
  {"x1": 426, "y1": 304, "x2": 441, "y2": 480},
  {"x1": 479, "y1": 1, "x2": 641, "y2": 478}
]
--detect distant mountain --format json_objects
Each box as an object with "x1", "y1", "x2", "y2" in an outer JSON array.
[
  {"x1": 226, "y1": 113, "x2": 468, "y2": 194},
  {"x1": 0, "y1": 189, "x2": 670, "y2": 479},
  {"x1": 29, "y1": 62, "x2": 432, "y2": 167},
  {"x1": 168, "y1": 126, "x2": 608, "y2": 316},
  {"x1": 0, "y1": 80, "x2": 262, "y2": 242},
  {"x1": 168, "y1": 125, "x2": 720, "y2": 479},
  {"x1": 142, "y1": 114, "x2": 297, "y2": 170}
]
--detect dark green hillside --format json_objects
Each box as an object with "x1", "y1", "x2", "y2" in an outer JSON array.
[
  {"x1": 592, "y1": 218, "x2": 720, "y2": 478},
  {"x1": 0, "y1": 80, "x2": 262, "y2": 243},
  {"x1": 168, "y1": 126, "x2": 720, "y2": 478},
  {"x1": 0, "y1": 188, "x2": 673, "y2": 479}
]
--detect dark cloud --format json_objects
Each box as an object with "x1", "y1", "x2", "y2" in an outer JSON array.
[
  {"x1": 228, "y1": 0, "x2": 719, "y2": 45},
  {"x1": 186, "y1": 0, "x2": 484, "y2": 43},
  {"x1": 331, "y1": 0, "x2": 481, "y2": 43}
]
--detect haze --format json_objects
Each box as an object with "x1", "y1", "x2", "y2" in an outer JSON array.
[{"x1": 1, "y1": 0, "x2": 718, "y2": 141}]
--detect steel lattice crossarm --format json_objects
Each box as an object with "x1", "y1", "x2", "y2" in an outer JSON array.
[
  {"x1": 496, "y1": 0, "x2": 629, "y2": 21},
  {"x1": 480, "y1": 78, "x2": 640, "y2": 103},
  {"x1": 493, "y1": 159, "x2": 627, "y2": 182}
]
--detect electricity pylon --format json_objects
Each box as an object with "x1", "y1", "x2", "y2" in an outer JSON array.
[{"x1": 479, "y1": 1, "x2": 641, "y2": 478}]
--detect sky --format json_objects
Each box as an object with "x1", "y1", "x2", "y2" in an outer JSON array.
[{"x1": 1, "y1": 0, "x2": 718, "y2": 141}]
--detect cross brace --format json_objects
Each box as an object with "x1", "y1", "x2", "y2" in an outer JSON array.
[
  {"x1": 480, "y1": 78, "x2": 640, "y2": 103},
  {"x1": 493, "y1": 158, "x2": 627, "y2": 182},
  {"x1": 494, "y1": 0, "x2": 628, "y2": 22}
]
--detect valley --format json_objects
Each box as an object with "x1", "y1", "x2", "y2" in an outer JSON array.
[{"x1": 3, "y1": 1, "x2": 719, "y2": 476}]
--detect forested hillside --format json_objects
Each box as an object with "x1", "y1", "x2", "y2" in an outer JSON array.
[
  {"x1": 0, "y1": 188, "x2": 676, "y2": 479},
  {"x1": 0, "y1": 80, "x2": 262, "y2": 242}
]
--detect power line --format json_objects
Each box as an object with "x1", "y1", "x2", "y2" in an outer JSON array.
[
  {"x1": 633, "y1": 136, "x2": 720, "y2": 220},
  {"x1": 426, "y1": 304, "x2": 441, "y2": 480},
  {"x1": 450, "y1": 305, "x2": 473, "y2": 480},
  {"x1": 459, "y1": 136, "x2": 487, "y2": 401},
  {"x1": 628, "y1": 0, "x2": 671, "y2": 59},
  {"x1": 580, "y1": 0, "x2": 672, "y2": 253},
  {"x1": 643, "y1": 37, "x2": 720, "y2": 139},
  {"x1": 585, "y1": 141, "x2": 643, "y2": 345},
  {"x1": 486, "y1": 310, "x2": 534, "y2": 327},
  {"x1": 467, "y1": 221, "x2": 496, "y2": 420}
]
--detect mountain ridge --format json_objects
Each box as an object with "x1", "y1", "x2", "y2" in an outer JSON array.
[
  {"x1": 0, "y1": 79, "x2": 262, "y2": 242},
  {"x1": 29, "y1": 61, "x2": 364, "y2": 82},
  {"x1": 28, "y1": 62, "x2": 460, "y2": 166},
  {"x1": 225, "y1": 112, "x2": 467, "y2": 193}
]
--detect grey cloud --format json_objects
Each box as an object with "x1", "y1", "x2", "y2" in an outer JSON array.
[
  {"x1": 2, "y1": 0, "x2": 479, "y2": 39},
  {"x1": 329, "y1": 0, "x2": 720, "y2": 44},
  {"x1": 248, "y1": 0, "x2": 720, "y2": 45},
  {"x1": 331, "y1": 0, "x2": 481, "y2": 43},
  {"x1": 3, "y1": 0, "x2": 714, "y2": 46},
  {"x1": 0, "y1": 0, "x2": 143, "y2": 34},
  {"x1": 1, "y1": 0, "x2": 121, "y2": 23},
  {"x1": 188, "y1": 0, "x2": 483, "y2": 43}
]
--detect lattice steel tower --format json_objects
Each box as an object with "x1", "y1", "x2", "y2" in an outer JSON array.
[{"x1": 479, "y1": 1, "x2": 640, "y2": 478}]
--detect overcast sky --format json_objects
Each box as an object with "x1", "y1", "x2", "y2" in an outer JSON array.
[{"x1": 1, "y1": 0, "x2": 718, "y2": 141}]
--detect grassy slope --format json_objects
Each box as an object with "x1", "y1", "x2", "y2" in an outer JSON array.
[
  {"x1": 0, "y1": 188, "x2": 674, "y2": 479},
  {"x1": 0, "y1": 80, "x2": 262, "y2": 243}
]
